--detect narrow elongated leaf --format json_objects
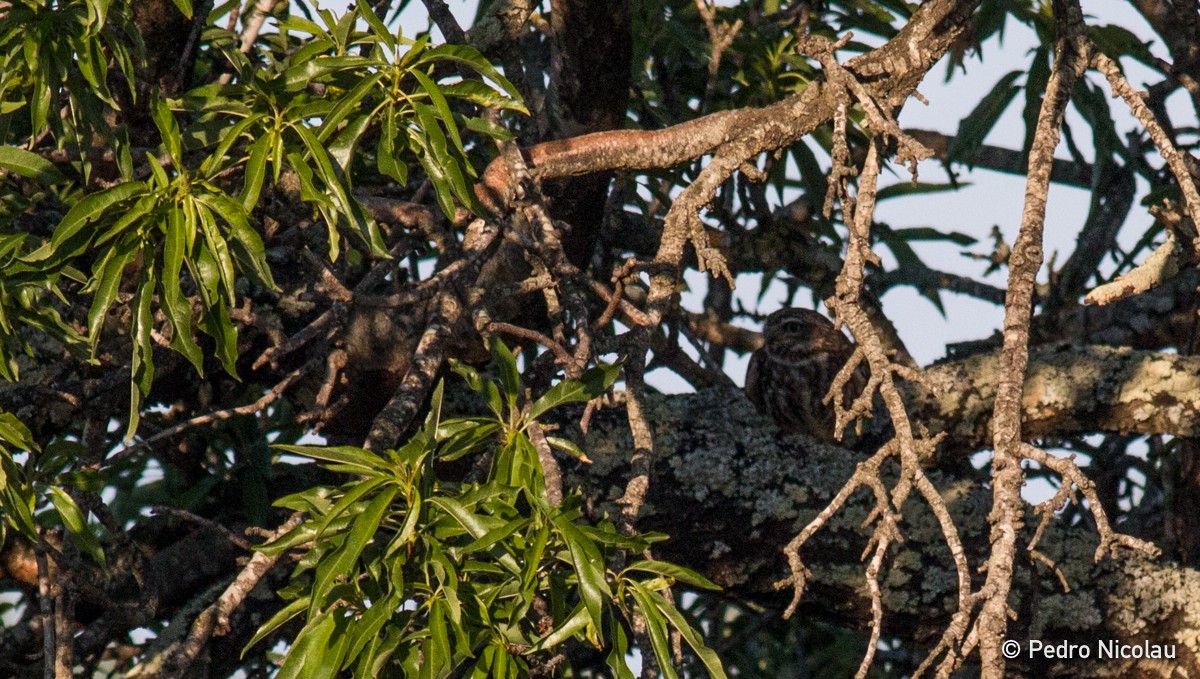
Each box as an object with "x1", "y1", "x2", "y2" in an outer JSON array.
[
  {"x1": 242, "y1": 596, "x2": 311, "y2": 656},
  {"x1": 626, "y1": 581, "x2": 679, "y2": 679},
  {"x1": 194, "y1": 188, "x2": 276, "y2": 289},
  {"x1": 313, "y1": 485, "x2": 397, "y2": 605},
  {"x1": 0, "y1": 412, "x2": 36, "y2": 452},
  {"x1": 621, "y1": 560, "x2": 720, "y2": 590},
  {"x1": 194, "y1": 203, "x2": 237, "y2": 303},
  {"x1": 294, "y1": 123, "x2": 388, "y2": 257},
  {"x1": 343, "y1": 593, "x2": 398, "y2": 665},
  {"x1": 273, "y1": 444, "x2": 390, "y2": 473},
  {"x1": 411, "y1": 69, "x2": 465, "y2": 156},
  {"x1": 25, "y1": 182, "x2": 147, "y2": 263},
  {"x1": 0, "y1": 146, "x2": 66, "y2": 184},
  {"x1": 529, "y1": 603, "x2": 591, "y2": 652},
  {"x1": 490, "y1": 338, "x2": 520, "y2": 411},
  {"x1": 430, "y1": 496, "x2": 521, "y2": 575},
  {"x1": 647, "y1": 586, "x2": 728, "y2": 678},
  {"x1": 240, "y1": 134, "x2": 270, "y2": 212},
  {"x1": 377, "y1": 107, "x2": 408, "y2": 184},
  {"x1": 550, "y1": 513, "x2": 608, "y2": 632},
  {"x1": 86, "y1": 236, "x2": 138, "y2": 346},
  {"x1": 127, "y1": 266, "x2": 156, "y2": 439},
  {"x1": 47, "y1": 486, "x2": 106, "y2": 568},
  {"x1": 949, "y1": 70, "x2": 1021, "y2": 166},
  {"x1": 151, "y1": 98, "x2": 184, "y2": 167},
  {"x1": 203, "y1": 114, "x2": 261, "y2": 178},
  {"x1": 316, "y1": 71, "x2": 384, "y2": 143},
  {"x1": 356, "y1": 0, "x2": 395, "y2": 48},
  {"x1": 415, "y1": 45, "x2": 527, "y2": 113},
  {"x1": 274, "y1": 609, "x2": 338, "y2": 679},
  {"x1": 529, "y1": 364, "x2": 620, "y2": 421},
  {"x1": 161, "y1": 208, "x2": 204, "y2": 373}
]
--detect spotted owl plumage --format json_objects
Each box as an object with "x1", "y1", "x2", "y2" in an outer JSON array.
[{"x1": 744, "y1": 308, "x2": 864, "y2": 443}]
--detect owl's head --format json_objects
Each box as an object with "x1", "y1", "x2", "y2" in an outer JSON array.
[
  {"x1": 760, "y1": 307, "x2": 851, "y2": 362},
  {"x1": 762, "y1": 308, "x2": 835, "y2": 342}
]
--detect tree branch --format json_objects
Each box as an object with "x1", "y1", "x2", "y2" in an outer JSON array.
[{"x1": 567, "y1": 390, "x2": 1200, "y2": 677}]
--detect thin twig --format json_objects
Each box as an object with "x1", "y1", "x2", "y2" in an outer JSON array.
[{"x1": 109, "y1": 361, "x2": 316, "y2": 462}]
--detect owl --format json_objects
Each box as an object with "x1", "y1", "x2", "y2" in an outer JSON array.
[{"x1": 744, "y1": 308, "x2": 863, "y2": 443}]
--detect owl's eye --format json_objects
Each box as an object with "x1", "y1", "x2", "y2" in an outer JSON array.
[{"x1": 781, "y1": 319, "x2": 807, "y2": 334}]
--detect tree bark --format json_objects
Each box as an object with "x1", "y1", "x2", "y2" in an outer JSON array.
[{"x1": 570, "y1": 387, "x2": 1200, "y2": 677}]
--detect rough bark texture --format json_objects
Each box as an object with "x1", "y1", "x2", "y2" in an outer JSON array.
[
  {"x1": 919, "y1": 345, "x2": 1200, "y2": 455},
  {"x1": 569, "y1": 389, "x2": 1200, "y2": 677}
]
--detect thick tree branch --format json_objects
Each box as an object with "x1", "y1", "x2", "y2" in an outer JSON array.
[
  {"x1": 917, "y1": 345, "x2": 1200, "y2": 455},
  {"x1": 568, "y1": 390, "x2": 1200, "y2": 677}
]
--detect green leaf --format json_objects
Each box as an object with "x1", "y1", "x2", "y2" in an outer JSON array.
[
  {"x1": 313, "y1": 485, "x2": 397, "y2": 606},
  {"x1": 316, "y1": 71, "x2": 384, "y2": 144},
  {"x1": 604, "y1": 619, "x2": 635, "y2": 679},
  {"x1": 310, "y1": 476, "x2": 391, "y2": 544},
  {"x1": 550, "y1": 513, "x2": 608, "y2": 633},
  {"x1": 377, "y1": 109, "x2": 409, "y2": 184},
  {"x1": 411, "y1": 69, "x2": 466, "y2": 156},
  {"x1": 272, "y1": 444, "x2": 390, "y2": 474},
  {"x1": 240, "y1": 134, "x2": 270, "y2": 212},
  {"x1": 85, "y1": 236, "x2": 139, "y2": 348},
  {"x1": 463, "y1": 115, "x2": 515, "y2": 142},
  {"x1": 282, "y1": 54, "x2": 371, "y2": 92},
  {"x1": 356, "y1": 0, "x2": 395, "y2": 49},
  {"x1": 430, "y1": 496, "x2": 522, "y2": 575},
  {"x1": 161, "y1": 208, "x2": 204, "y2": 373},
  {"x1": 410, "y1": 104, "x2": 460, "y2": 217},
  {"x1": 275, "y1": 608, "x2": 338, "y2": 679},
  {"x1": 47, "y1": 487, "x2": 106, "y2": 569},
  {"x1": 626, "y1": 581, "x2": 679, "y2": 679},
  {"x1": 0, "y1": 412, "x2": 37, "y2": 453},
  {"x1": 0, "y1": 146, "x2": 67, "y2": 184},
  {"x1": 949, "y1": 70, "x2": 1021, "y2": 166},
  {"x1": 151, "y1": 98, "x2": 184, "y2": 168},
  {"x1": 25, "y1": 182, "x2": 147, "y2": 263},
  {"x1": 544, "y1": 436, "x2": 589, "y2": 462},
  {"x1": 327, "y1": 114, "x2": 373, "y2": 174},
  {"x1": 203, "y1": 114, "x2": 262, "y2": 178},
  {"x1": 436, "y1": 421, "x2": 500, "y2": 462},
  {"x1": 343, "y1": 593, "x2": 399, "y2": 664},
  {"x1": 444, "y1": 81, "x2": 527, "y2": 113},
  {"x1": 293, "y1": 123, "x2": 389, "y2": 257},
  {"x1": 529, "y1": 364, "x2": 620, "y2": 421},
  {"x1": 126, "y1": 266, "x2": 156, "y2": 439},
  {"x1": 243, "y1": 596, "x2": 311, "y2": 656},
  {"x1": 529, "y1": 603, "x2": 591, "y2": 652},
  {"x1": 194, "y1": 188, "x2": 277, "y2": 290},
  {"x1": 93, "y1": 193, "x2": 157, "y2": 250},
  {"x1": 621, "y1": 560, "x2": 720, "y2": 591},
  {"x1": 490, "y1": 338, "x2": 520, "y2": 411},
  {"x1": 3, "y1": 481, "x2": 39, "y2": 542},
  {"x1": 197, "y1": 293, "x2": 240, "y2": 378},
  {"x1": 449, "y1": 360, "x2": 503, "y2": 417},
  {"x1": 415, "y1": 45, "x2": 527, "y2": 114},
  {"x1": 647, "y1": 586, "x2": 727, "y2": 678},
  {"x1": 194, "y1": 202, "x2": 237, "y2": 304}
]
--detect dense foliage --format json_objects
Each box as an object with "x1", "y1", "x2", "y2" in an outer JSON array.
[{"x1": 1, "y1": 0, "x2": 1199, "y2": 676}]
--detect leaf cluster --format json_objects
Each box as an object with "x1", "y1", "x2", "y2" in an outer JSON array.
[{"x1": 251, "y1": 341, "x2": 725, "y2": 678}]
